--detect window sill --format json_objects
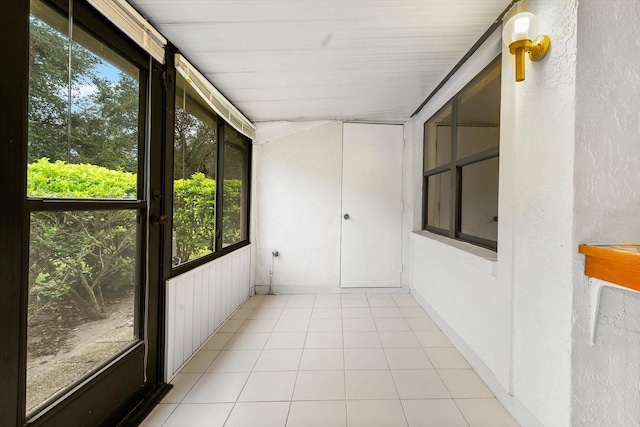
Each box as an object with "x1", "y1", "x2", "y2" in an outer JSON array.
[{"x1": 411, "y1": 230, "x2": 497, "y2": 277}]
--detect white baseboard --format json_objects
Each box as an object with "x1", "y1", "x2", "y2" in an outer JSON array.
[
  {"x1": 255, "y1": 284, "x2": 410, "y2": 295},
  {"x1": 411, "y1": 290, "x2": 542, "y2": 427}
]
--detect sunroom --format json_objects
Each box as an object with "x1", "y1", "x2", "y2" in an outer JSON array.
[{"x1": 2, "y1": 0, "x2": 639, "y2": 426}]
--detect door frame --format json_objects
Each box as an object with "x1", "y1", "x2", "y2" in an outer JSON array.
[{"x1": 1, "y1": 1, "x2": 29, "y2": 425}]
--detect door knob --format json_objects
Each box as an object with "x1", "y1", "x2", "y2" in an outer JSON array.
[{"x1": 344, "y1": 214, "x2": 350, "y2": 220}]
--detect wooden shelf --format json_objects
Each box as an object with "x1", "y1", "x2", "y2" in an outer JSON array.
[{"x1": 578, "y1": 244, "x2": 640, "y2": 291}]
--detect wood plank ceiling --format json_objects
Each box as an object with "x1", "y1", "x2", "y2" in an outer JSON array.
[{"x1": 129, "y1": 0, "x2": 511, "y2": 123}]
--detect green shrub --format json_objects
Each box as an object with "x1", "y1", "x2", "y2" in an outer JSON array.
[
  {"x1": 173, "y1": 173, "x2": 216, "y2": 262},
  {"x1": 172, "y1": 173, "x2": 243, "y2": 262},
  {"x1": 28, "y1": 159, "x2": 243, "y2": 320},
  {"x1": 28, "y1": 158, "x2": 137, "y2": 198},
  {"x1": 28, "y1": 159, "x2": 138, "y2": 320},
  {"x1": 222, "y1": 179, "x2": 242, "y2": 244}
]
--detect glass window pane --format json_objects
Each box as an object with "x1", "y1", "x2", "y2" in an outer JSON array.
[
  {"x1": 460, "y1": 157, "x2": 499, "y2": 242},
  {"x1": 222, "y1": 125, "x2": 249, "y2": 247},
  {"x1": 457, "y1": 60, "x2": 501, "y2": 159},
  {"x1": 423, "y1": 104, "x2": 452, "y2": 171},
  {"x1": 172, "y1": 74, "x2": 218, "y2": 266},
  {"x1": 28, "y1": 0, "x2": 141, "y2": 199},
  {"x1": 426, "y1": 171, "x2": 451, "y2": 231},
  {"x1": 27, "y1": 210, "x2": 138, "y2": 414}
]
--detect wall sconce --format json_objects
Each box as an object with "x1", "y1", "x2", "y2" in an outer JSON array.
[{"x1": 502, "y1": 12, "x2": 550, "y2": 82}]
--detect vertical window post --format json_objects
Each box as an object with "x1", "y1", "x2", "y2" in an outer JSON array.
[{"x1": 215, "y1": 118, "x2": 226, "y2": 252}]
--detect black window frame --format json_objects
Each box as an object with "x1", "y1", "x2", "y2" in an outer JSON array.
[
  {"x1": 169, "y1": 63, "x2": 252, "y2": 278},
  {"x1": 422, "y1": 56, "x2": 501, "y2": 251},
  {"x1": 28, "y1": 0, "x2": 152, "y2": 397},
  {"x1": 5, "y1": 0, "x2": 169, "y2": 425},
  {"x1": 220, "y1": 122, "x2": 251, "y2": 249}
]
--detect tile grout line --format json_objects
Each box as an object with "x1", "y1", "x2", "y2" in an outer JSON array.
[
  {"x1": 341, "y1": 295, "x2": 348, "y2": 427},
  {"x1": 156, "y1": 403, "x2": 179, "y2": 427},
  {"x1": 405, "y1": 298, "x2": 474, "y2": 427},
  {"x1": 452, "y1": 397, "x2": 473, "y2": 427},
  {"x1": 284, "y1": 293, "x2": 314, "y2": 426},
  {"x1": 377, "y1": 297, "x2": 412, "y2": 427},
  {"x1": 219, "y1": 302, "x2": 255, "y2": 427},
  {"x1": 222, "y1": 296, "x2": 280, "y2": 426}
]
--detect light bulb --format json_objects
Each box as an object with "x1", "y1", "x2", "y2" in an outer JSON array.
[{"x1": 502, "y1": 12, "x2": 539, "y2": 46}]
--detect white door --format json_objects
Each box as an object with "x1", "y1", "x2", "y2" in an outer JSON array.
[{"x1": 340, "y1": 123, "x2": 403, "y2": 288}]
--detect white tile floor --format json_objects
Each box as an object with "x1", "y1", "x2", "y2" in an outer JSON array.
[{"x1": 141, "y1": 293, "x2": 519, "y2": 427}]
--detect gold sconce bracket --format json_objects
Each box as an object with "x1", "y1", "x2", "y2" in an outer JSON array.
[
  {"x1": 529, "y1": 35, "x2": 550, "y2": 61},
  {"x1": 508, "y1": 36, "x2": 550, "y2": 82}
]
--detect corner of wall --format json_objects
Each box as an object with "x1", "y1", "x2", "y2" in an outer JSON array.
[{"x1": 402, "y1": 120, "x2": 414, "y2": 287}]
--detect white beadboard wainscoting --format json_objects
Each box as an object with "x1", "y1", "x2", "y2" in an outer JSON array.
[{"x1": 165, "y1": 245, "x2": 252, "y2": 381}]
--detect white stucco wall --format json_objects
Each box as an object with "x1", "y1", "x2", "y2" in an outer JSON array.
[
  {"x1": 411, "y1": 234, "x2": 498, "y2": 367},
  {"x1": 253, "y1": 121, "x2": 343, "y2": 291},
  {"x1": 572, "y1": 0, "x2": 640, "y2": 425}
]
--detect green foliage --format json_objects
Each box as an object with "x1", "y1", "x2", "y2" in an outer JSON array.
[
  {"x1": 173, "y1": 107, "x2": 217, "y2": 180},
  {"x1": 172, "y1": 173, "x2": 243, "y2": 262},
  {"x1": 170, "y1": 75, "x2": 246, "y2": 261},
  {"x1": 28, "y1": 158, "x2": 137, "y2": 198},
  {"x1": 69, "y1": 73, "x2": 140, "y2": 173},
  {"x1": 223, "y1": 179, "x2": 243, "y2": 245},
  {"x1": 28, "y1": 13, "x2": 98, "y2": 164},
  {"x1": 173, "y1": 173, "x2": 216, "y2": 262},
  {"x1": 26, "y1": 9, "x2": 245, "y2": 322},
  {"x1": 221, "y1": 133, "x2": 247, "y2": 246},
  {"x1": 27, "y1": 10, "x2": 142, "y2": 320},
  {"x1": 28, "y1": 160, "x2": 138, "y2": 320},
  {"x1": 28, "y1": 159, "x2": 244, "y2": 319},
  {"x1": 29, "y1": 209, "x2": 136, "y2": 320},
  {"x1": 28, "y1": 14, "x2": 139, "y2": 173}
]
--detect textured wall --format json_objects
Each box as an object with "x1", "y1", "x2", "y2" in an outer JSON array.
[
  {"x1": 253, "y1": 121, "x2": 343, "y2": 289},
  {"x1": 502, "y1": 1, "x2": 578, "y2": 426},
  {"x1": 572, "y1": 0, "x2": 640, "y2": 425}
]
